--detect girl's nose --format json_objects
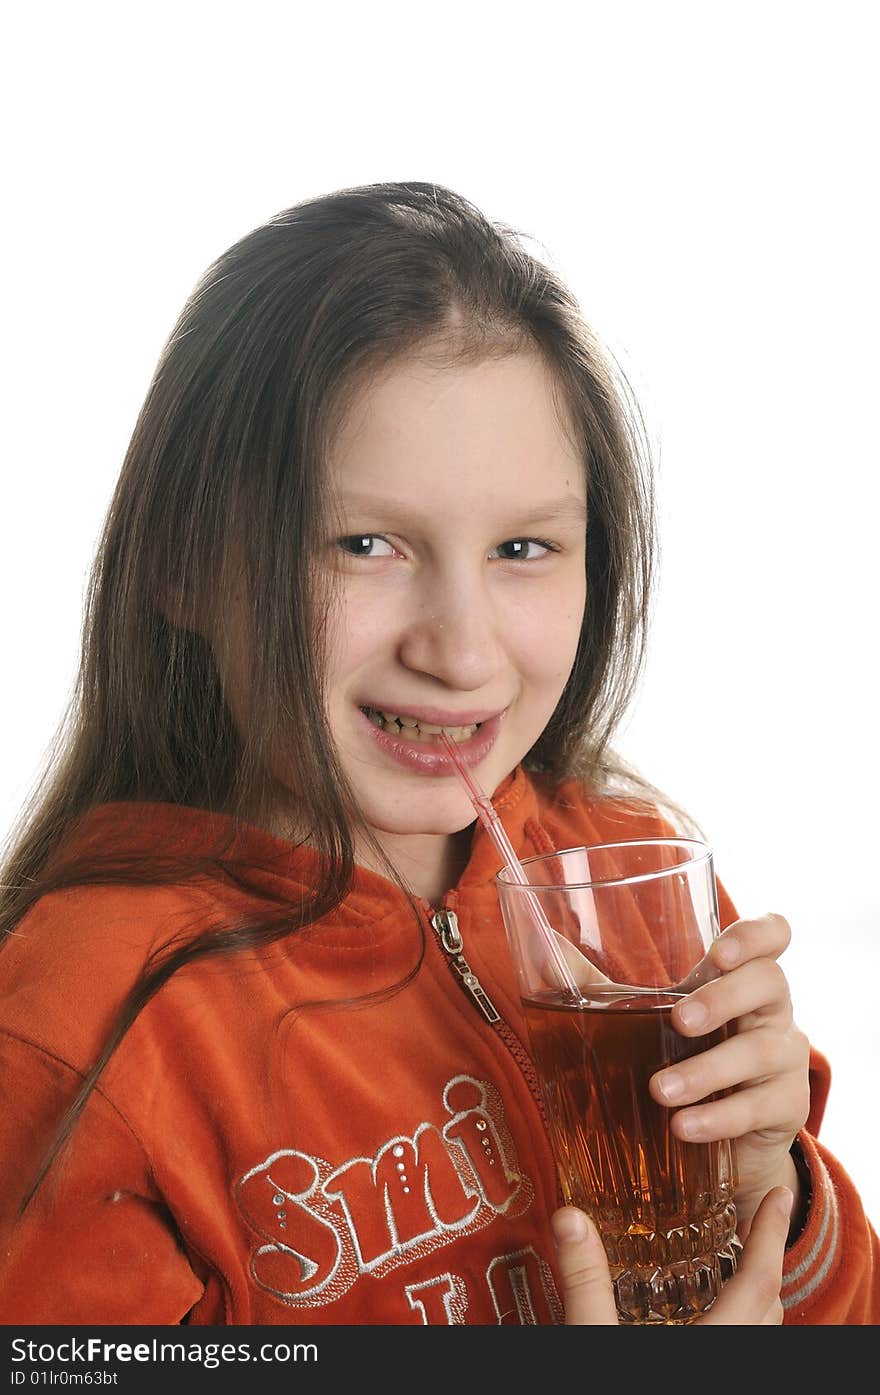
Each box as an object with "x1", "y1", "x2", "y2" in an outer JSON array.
[{"x1": 398, "y1": 571, "x2": 505, "y2": 691}]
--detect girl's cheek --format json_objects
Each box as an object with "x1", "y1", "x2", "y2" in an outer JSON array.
[{"x1": 512, "y1": 588, "x2": 584, "y2": 664}]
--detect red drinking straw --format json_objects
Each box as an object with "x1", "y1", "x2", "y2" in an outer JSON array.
[{"x1": 438, "y1": 732, "x2": 581, "y2": 1000}]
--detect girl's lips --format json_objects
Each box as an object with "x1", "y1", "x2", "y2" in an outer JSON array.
[{"x1": 356, "y1": 708, "x2": 506, "y2": 776}]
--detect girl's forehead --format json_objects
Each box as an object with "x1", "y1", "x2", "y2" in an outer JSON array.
[{"x1": 327, "y1": 350, "x2": 585, "y2": 494}]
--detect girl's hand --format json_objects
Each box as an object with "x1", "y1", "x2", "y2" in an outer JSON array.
[
  {"x1": 553, "y1": 1187, "x2": 793, "y2": 1325},
  {"x1": 650, "y1": 913, "x2": 812, "y2": 1233}
]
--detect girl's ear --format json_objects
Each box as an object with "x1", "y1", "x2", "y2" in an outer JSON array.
[
  {"x1": 156, "y1": 584, "x2": 211, "y2": 640},
  {"x1": 157, "y1": 549, "x2": 242, "y2": 644},
  {"x1": 161, "y1": 543, "x2": 248, "y2": 642}
]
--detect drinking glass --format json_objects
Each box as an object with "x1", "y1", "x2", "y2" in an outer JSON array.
[{"x1": 496, "y1": 838, "x2": 740, "y2": 1325}]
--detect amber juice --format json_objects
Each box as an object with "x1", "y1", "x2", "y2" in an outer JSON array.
[{"x1": 523, "y1": 989, "x2": 739, "y2": 1324}]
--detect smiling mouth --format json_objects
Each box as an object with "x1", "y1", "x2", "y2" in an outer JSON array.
[{"x1": 360, "y1": 706, "x2": 482, "y2": 743}]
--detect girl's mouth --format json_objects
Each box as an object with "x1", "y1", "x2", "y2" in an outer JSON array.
[
  {"x1": 356, "y1": 706, "x2": 505, "y2": 775},
  {"x1": 359, "y1": 706, "x2": 481, "y2": 743}
]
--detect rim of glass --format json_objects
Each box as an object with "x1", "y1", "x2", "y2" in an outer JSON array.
[{"x1": 495, "y1": 838, "x2": 713, "y2": 892}]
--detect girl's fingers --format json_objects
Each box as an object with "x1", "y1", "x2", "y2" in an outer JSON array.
[
  {"x1": 651, "y1": 1025, "x2": 811, "y2": 1110},
  {"x1": 551, "y1": 1207, "x2": 619, "y2": 1325},
  {"x1": 709, "y1": 914, "x2": 792, "y2": 972},
  {"x1": 667, "y1": 1073, "x2": 810, "y2": 1143},
  {"x1": 672, "y1": 958, "x2": 792, "y2": 1037},
  {"x1": 701, "y1": 1187, "x2": 793, "y2": 1325}
]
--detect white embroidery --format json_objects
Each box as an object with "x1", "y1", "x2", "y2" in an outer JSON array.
[
  {"x1": 405, "y1": 1273, "x2": 469, "y2": 1325},
  {"x1": 237, "y1": 1148, "x2": 357, "y2": 1305},
  {"x1": 235, "y1": 1073, "x2": 536, "y2": 1310},
  {"x1": 486, "y1": 1247, "x2": 565, "y2": 1326}
]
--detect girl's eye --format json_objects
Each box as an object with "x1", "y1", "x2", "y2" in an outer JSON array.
[
  {"x1": 490, "y1": 538, "x2": 555, "y2": 561},
  {"x1": 336, "y1": 535, "x2": 397, "y2": 558},
  {"x1": 335, "y1": 535, "x2": 557, "y2": 561}
]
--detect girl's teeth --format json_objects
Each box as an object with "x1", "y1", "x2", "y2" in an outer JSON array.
[{"x1": 367, "y1": 708, "x2": 479, "y2": 742}]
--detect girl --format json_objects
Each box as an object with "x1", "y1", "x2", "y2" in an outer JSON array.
[{"x1": 0, "y1": 182, "x2": 876, "y2": 1326}]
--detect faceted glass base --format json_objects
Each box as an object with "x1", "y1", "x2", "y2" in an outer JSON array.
[{"x1": 611, "y1": 1225, "x2": 743, "y2": 1325}]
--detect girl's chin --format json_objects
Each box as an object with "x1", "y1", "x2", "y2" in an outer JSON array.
[
  {"x1": 353, "y1": 789, "x2": 481, "y2": 839},
  {"x1": 360, "y1": 812, "x2": 477, "y2": 839}
]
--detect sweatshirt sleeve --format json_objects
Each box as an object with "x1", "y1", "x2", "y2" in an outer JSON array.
[
  {"x1": 779, "y1": 1047, "x2": 880, "y2": 1325},
  {"x1": 0, "y1": 1030, "x2": 205, "y2": 1323},
  {"x1": 716, "y1": 877, "x2": 880, "y2": 1323}
]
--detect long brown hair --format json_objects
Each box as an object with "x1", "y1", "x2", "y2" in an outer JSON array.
[{"x1": 0, "y1": 180, "x2": 660, "y2": 1202}]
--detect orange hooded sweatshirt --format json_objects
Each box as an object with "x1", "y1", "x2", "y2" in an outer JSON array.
[{"x1": 0, "y1": 767, "x2": 877, "y2": 1325}]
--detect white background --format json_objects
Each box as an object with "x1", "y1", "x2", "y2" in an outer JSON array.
[{"x1": 2, "y1": 3, "x2": 877, "y2": 1229}]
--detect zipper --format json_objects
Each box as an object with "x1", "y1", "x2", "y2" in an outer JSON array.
[
  {"x1": 426, "y1": 899, "x2": 562, "y2": 1203},
  {"x1": 430, "y1": 906, "x2": 500, "y2": 1024}
]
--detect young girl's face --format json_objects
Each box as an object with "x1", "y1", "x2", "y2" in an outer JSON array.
[{"x1": 320, "y1": 347, "x2": 587, "y2": 852}]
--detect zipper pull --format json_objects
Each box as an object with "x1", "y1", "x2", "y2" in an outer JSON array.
[{"x1": 430, "y1": 909, "x2": 501, "y2": 1025}]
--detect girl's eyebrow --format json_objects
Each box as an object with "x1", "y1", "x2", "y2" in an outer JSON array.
[{"x1": 335, "y1": 493, "x2": 588, "y2": 527}]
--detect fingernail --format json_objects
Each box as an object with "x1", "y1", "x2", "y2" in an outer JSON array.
[
  {"x1": 678, "y1": 1000, "x2": 708, "y2": 1030},
  {"x1": 775, "y1": 1186, "x2": 794, "y2": 1216},
  {"x1": 658, "y1": 1071, "x2": 684, "y2": 1101},
  {"x1": 552, "y1": 1208, "x2": 589, "y2": 1243},
  {"x1": 676, "y1": 1112, "x2": 701, "y2": 1139}
]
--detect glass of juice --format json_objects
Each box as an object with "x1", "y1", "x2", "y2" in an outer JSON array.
[{"x1": 496, "y1": 839, "x2": 740, "y2": 1325}]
